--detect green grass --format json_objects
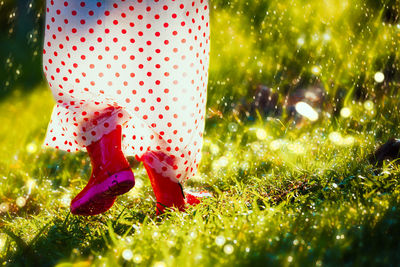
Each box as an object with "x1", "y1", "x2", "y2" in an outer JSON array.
[{"x1": 1, "y1": 0, "x2": 400, "y2": 266}]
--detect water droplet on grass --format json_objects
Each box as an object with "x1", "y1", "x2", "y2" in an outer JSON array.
[
  {"x1": 133, "y1": 254, "x2": 142, "y2": 264},
  {"x1": 16, "y1": 196, "x2": 26, "y2": 207},
  {"x1": 340, "y1": 107, "x2": 351, "y2": 118},
  {"x1": 374, "y1": 72, "x2": 384, "y2": 83},
  {"x1": 228, "y1": 122, "x2": 238, "y2": 132},
  {"x1": 224, "y1": 244, "x2": 234, "y2": 254},
  {"x1": 256, "y1": 129, "x2": 267, "y2": 140},
  {"x1": 215, "y1": 235, "x2": 226, "y2": 246},
  {"x1": 311, "y1": 66, "x2": 321, "y2": 75},
  {"x1": 0, "y1": 202, "x2": 9, "y2": 213},
  {"x1": 122, "y1": 249, "x2": 133, "y2": 261},
  {"x1": 26, "y1": 142, "x2": 37, "y2": 154},
  {"x1": 364, "y1": 100, "x2": 374, "y2": 111}
]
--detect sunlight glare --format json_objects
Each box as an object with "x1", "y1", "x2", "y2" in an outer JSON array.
[{"x1": 295, "y1": 102, "x2": 319, "y2": 121}]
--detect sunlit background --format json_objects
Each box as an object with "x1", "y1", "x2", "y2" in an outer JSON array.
[{"x1": 1, "y1": 0, "x2": 400, "y2": 266}]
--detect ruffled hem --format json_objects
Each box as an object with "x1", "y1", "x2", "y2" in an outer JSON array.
[{"x1": 42, "y1": 103, "x2": 203, "y2": 183}]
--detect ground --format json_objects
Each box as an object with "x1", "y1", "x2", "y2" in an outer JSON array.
[{"x1": 1, "y1": 0, "x2": 400, "y2": 266}]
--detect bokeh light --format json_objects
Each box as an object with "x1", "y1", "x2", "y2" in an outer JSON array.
[
  {"x1": 295, "y1": 102, "x2": 319, "y2": 121},
  {"x1": 374, "y1": 72, "x2": 385, "y2": 83},
  {"x1": 340, "y1": 108, "x2": 352, "y2": 118}
]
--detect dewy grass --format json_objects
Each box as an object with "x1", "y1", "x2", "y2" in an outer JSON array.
[
  {"x1": 1, "y1": 89, "x2": 400, "y2": 266},
  {"x1": 1, "y1": 0, "x2": 400, "y2": 266}
]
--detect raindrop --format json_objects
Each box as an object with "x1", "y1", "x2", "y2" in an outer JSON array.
[
  {"x1": 152, "y1": 231, "x2": 159, "y2": 240},
  {"x1": 363, "y1": 100, "x2": 374, "y2": 111},
  {"x1": 210, "y1": 143, "x2": 220, "y2": 155},
  {"x1": 189, "y1": 231, "x2": 197, "y2": 239},
  {"x1": 133, "y1": 254, "x2": 143, "y2": 264},
  {"x1": 340, "y1": 107, "x2": 351, "y2": 118},
  {"x1": 0, "y1": 202, "x2": 9, "y2": 213},
  {"x1": 16, "y1": 197, "x2": 26, "y2": 208},
  {"x1": 256, "y1": 128, "x2": 267, "y2": 140},
  {"x1": 374, "y1": 72, "x2": 385, "y2": 83},
  {"x1": 323, "y1": 32, "x2": 331, "y2": 41},
  {"x1": 26, "y1": 142, "x2": 37, "y2": 154},
  {"x1": 228, "y1": 122, "x2": 238, "y2": 132},
  {"x1": 122, "y1": 249, "x2": 133, "y2": 261},
  {"x1": 215, "y1": 235, "x2": 226, "y2": 247},
  {"x1": 224, "y1": 244, "x2": 234, "y2": 255},
  {"x1": 297, "y1": 37, "x2": 305, "y2": 46},
  {"x1": 311, "y1": 66, "x2": 321, "y2": 75}
]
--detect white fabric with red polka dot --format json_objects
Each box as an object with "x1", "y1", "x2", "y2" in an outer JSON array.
[{"x1": 42, "y1": 0, "x2": 210, "y2": 182}]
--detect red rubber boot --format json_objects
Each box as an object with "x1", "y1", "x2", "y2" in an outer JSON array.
[
  {"x1": 143, "y1": 161, "x2": 186, "y2": 215},
  {"x1": 70, "y1": 125, "x2": 135, "y2": 216}
]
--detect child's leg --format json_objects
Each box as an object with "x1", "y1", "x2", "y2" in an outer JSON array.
[{"x1": 70, "y1": 123, "x2": 135, "y2": 216}]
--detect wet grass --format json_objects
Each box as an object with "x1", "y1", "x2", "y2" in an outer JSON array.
[
  {"x1": 1, "y1": 0, "x2": 400, "y2": 266},
  {"x1": 1, "y1": 85, "x2": 400, "y2": 266}
]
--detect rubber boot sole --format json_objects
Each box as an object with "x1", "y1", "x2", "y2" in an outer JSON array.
[{"x1": 71, "y1": 169, "x2": 135, "y2": 216}]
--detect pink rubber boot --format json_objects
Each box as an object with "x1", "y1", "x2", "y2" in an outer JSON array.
[{"x1": 70, "y1": 125, "x2": 135, "y2": 216}]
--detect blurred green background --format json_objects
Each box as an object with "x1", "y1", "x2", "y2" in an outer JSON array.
[
  {"x1": 1, "y1": 0, "x2": 400, "y2": 266},
  {"x1": 1, "y1": 0, "x2": 399, "y2": 111}
]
